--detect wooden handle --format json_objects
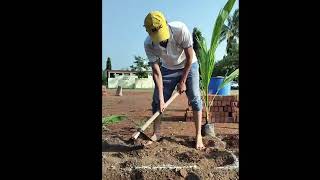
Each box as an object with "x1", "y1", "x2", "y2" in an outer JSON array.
[
  {"x1": 132, "y1": 131, "x2": 141, "y2": 139},
  {"x1": 138, "y1": 91, "x2": 180, "y2": 132}
]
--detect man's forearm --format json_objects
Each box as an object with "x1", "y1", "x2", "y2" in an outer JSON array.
[{"x1": 153, "y1": 73, "x2": 164, "y2": 101}]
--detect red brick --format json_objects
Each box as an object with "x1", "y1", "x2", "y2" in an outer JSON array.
[
  {"x1": 222, "y1": 96, "x2": 227, "y2": 101},
  {"x1": 224, "y1": 117, "x2": 228, "y2": 123},
  {"x1": 212, "y1": 101, "x2": 217, "y2": 106},
  {"x1": 212, "y1": 118, "x2": 217, "y2": 123},
  {"x1": 231, "y1": 102, "x2": 238, "y2": 107},
  {"x1": 230, "y1": 102, "x2": 235, "y2": 107},
  {"x1": 215, "y1": 116, "x2": 219, "y2": 122},
  {"x1": 230, "y1": 116, "x2": 236, "y2": 123},
  {"x1": 225, "y1": 117, "x2": 231, "y2": 123},
  {"x1": 211, "y1": 114, "x2": 216, "y2": 122},
  {"x1": 209, "y1": 107, "x2": 213, "y2": 112},
  {"x1": 213, "y1": 107, "x2": 217, "y2": 112}
]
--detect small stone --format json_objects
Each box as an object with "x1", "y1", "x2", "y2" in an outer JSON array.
[
  {"x1": 179, "y1": 169, "x2": 188, "y2": 178},
  {"x1": 209, "y1": 173, "x2": 214, "y2": 178}
]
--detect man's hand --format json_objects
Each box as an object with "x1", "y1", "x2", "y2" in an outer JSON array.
[
  {"x1": 178, "y1": 47, "x2": 193, "y2": 94},
  {"x1": 159, "y1": 98, "x2": 167, "y2": 113},
  {"x1": 177, "y1": 82, "x2": 186, "y2": 94}
]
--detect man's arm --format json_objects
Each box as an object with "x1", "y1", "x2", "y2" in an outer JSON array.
[
  {"x1": 177, "y1": 47, "x2": 193, "y2": 93},
  {"x1": 151, "y1": 62, "x2": 166, "y2": 112}
]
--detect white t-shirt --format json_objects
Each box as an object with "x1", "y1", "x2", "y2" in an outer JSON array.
[{"x1": 144, "y1": 21, "x2": 197, "y2": 70}]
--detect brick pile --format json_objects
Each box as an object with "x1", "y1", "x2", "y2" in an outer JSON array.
[{"x1": 185, "y1": 95, "x2": 239, "y2": 123}]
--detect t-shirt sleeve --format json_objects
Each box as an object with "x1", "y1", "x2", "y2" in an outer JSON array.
[{"x1": 177, "y1": 23, "x2": 193, "y2": 49}]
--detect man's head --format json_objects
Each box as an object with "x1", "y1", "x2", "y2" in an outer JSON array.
[{"x1": 144, "y1": 11, "x2": 170, "y2": 44}]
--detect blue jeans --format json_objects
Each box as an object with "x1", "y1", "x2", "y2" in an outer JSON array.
[{"x1": 152, "y1": 62, "x2": 203, "y2": 113}]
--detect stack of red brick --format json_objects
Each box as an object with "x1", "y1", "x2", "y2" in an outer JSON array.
[{"x1": 185, "y1": 95, "x2": 239, "y2": 123}]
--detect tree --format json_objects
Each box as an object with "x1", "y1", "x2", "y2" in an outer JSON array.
[
  {"x1": 106, "y1": 57, "x2": 112, "y2": 70},
  {"x1": 219, "y1": 8, "x2": 239, "y2": 54},
  {"x1": 212, "y1": 40, "x2": 239, "y2": 80},
  {"x1": 102, "y1": 70, "x2": 107, "y2": 86},
  {"x1": 103, "y1": 57, "x2": 112, "y2": 86},
  {"x1": 130, "y1": 56, "x2": 150, "y2": 78},
  {"x1": 192, "y1": 27, "x2": 204, "y2": 59},
  {"x1": 213, "y1": 8, "x2": 239, "y2": 81}
]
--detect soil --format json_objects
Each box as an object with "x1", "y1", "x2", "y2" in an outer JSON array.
[{"x1": 103, "y1": 89, "x2": 239, "y2": 180}]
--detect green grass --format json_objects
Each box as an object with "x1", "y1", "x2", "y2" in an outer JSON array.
[{"x1": 102, "y1": 115, "x2": 127, "y2": 125}]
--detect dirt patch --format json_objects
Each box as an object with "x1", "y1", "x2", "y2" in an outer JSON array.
[
  {"x1": 221, "y1": 134, "x2": 239, "y2": 149},
  {"x1": 103, "y1": 89, "x2": 239, "y2": 179},
  {"x1": 205, "y1": 148, "x2": 235, "y2": 166},
  {"x1": 103, "y1": 135, "x2": 237, "y2": 180}
]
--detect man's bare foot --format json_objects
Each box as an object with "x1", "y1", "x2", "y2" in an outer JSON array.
[
  {"x1": 143, "y1": 133, "x2": 160, "y2": 147},
  {"x1": 196, "y1": 135, "x2": 206, "y2": 150}
]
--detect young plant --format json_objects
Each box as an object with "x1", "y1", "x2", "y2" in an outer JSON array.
[
  {"x1": 196, "y1": 0, "x2": 237, "y2": 123},
  {"x1": 102, "y1": 115, "x2": 127, "y2": 125}
]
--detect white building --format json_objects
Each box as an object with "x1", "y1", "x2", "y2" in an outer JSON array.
[{"x1": 106, "y1": 70, "x2": 154, "y2": 89}]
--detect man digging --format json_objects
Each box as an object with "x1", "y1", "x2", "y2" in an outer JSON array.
[{"x1": 143, "y1": 11, "x2": 205, "y2": 150}]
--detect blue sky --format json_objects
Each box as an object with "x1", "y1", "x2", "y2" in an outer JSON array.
[{"x1": 102, "y1": 0, "x2": 238, "y2": 70}]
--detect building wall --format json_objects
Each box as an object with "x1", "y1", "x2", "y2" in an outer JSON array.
[
  {"x1": 108, "y1": 75, "x2": 154, "y2": 89},
  {"x1": 134, "y1": 77, "x2": 155, "y2": 88}
]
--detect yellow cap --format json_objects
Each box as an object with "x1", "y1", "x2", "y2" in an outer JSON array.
[{"x1": 144, "y1": 11, "x2": 170, "y2": 43}]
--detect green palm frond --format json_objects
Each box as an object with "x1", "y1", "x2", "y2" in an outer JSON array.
[{"x1": 197, "y1": 0, "x2": 236, "y2": 111}]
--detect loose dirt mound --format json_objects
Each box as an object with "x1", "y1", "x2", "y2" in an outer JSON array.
[{"x1": 102, "y1": 136, "x2": 238, "y2": 180}]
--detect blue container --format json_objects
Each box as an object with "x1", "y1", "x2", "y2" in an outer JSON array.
[{"x1": 208, "y1": 76, "x2": 231, "y2": 95}]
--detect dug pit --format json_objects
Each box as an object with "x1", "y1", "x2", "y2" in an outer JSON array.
[{"x1": 103, "y1": 136, "x2": 238, "y2": 180}]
